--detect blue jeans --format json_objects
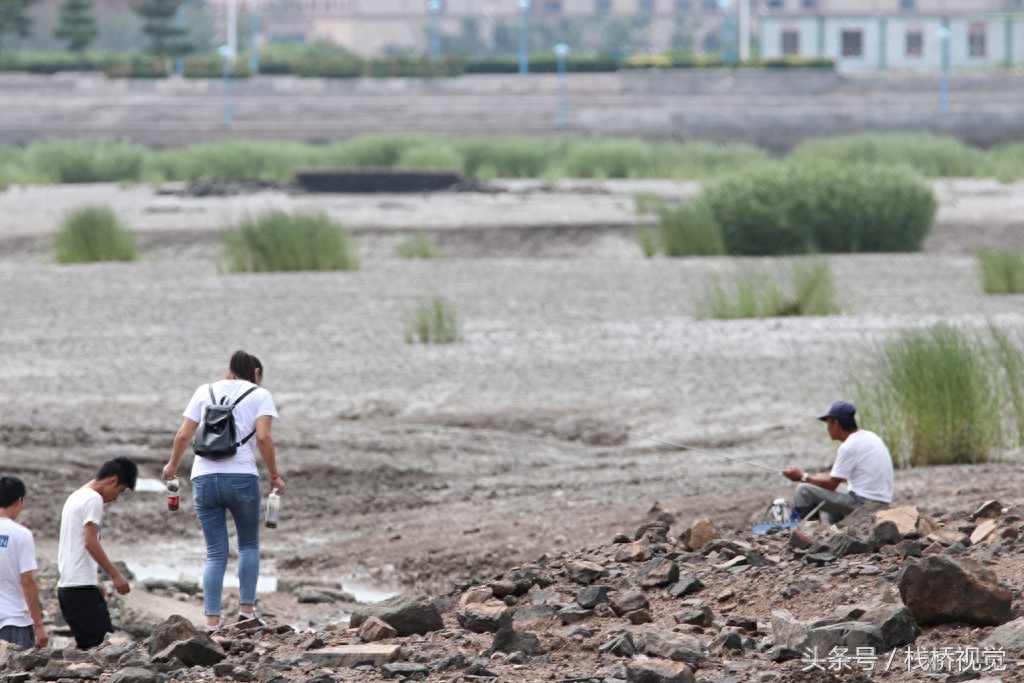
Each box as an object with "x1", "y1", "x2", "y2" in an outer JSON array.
[{"x1": 193, "y1": 474, "x2": 261, "y2": 617}]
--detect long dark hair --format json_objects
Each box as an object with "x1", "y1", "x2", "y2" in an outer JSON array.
[{"x1": 229, "y1": 350, "x2": 263, "y2": 384}]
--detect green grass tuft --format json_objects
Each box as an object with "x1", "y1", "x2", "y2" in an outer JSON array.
[
  {"x1": 404, "y1": 295, "x2": 460, "y2": 344},
  {"x1": 697, "y1": 259, "x2": 839, "y2": 319},
  {"x1": 397, "y1": 232, "x2": 438, "y2": 259},
  {"x1": 977, "y1": 249, "x2": 1024, "y2": 294},
  {"x1": 221, "y1": 210, "x2": 359, "y2": 272},
  {"x1": 54, "y1": 206, "x2": 136, "y2": 263},
  {"x1": 658, "y1": 200, "x2": 725, "y2": 257},
  {"x1": 854, "y1": 324, "x2": 1024, "y2": 467},
  {"x1": 26, "y1": 138, "x2": 147, "y2": 183}
]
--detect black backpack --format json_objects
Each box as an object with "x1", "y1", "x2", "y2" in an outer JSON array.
[{"x1": 192, "y1": 384, "x2": 258, "y2": 459}]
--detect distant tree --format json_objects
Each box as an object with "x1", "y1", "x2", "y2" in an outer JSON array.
[
  {"x1": 133, "y1": 0, "x2": 192, "y2": 59},
  {"x1": 0, "y1": 0, "x2": 38, "y2": 54},
  {"x1": 55, "y1": 0, "x2": 98, "y2": 54}
]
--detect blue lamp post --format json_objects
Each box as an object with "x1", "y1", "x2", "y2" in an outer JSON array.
[
  {"x1": 428, "y1": 0, "x2": 443, "y2": 60},
  {"x1": 518, "y1": 0, "x2": 532, "y2": 75},
  {"x1": 554, "y1": 43, "x2": 569, "y2": 127},
  {"x1": 250, "y1": 0, "x2": 261, "y2": 75},
  {"x1": 218, "y1": 44, "x2": 233, "y2": 128},
  {"x1": 174, "y1": 8, "x2": 185, "y2": 76},
  {"x1": 937, "y1": 22, "x2": 951, "y2": 111}
]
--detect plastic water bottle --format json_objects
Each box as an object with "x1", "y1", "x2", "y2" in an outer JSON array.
[
  {"x1": 265, "y1": 490, "x2": 280, "y2": 529},
  {"x1": 166, "y1": 478, "x2": 180, "y2": 512}
]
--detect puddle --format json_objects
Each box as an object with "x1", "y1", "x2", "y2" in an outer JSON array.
[{"x1": 122, "y1": 482, "x2": 401, "y2": 605}]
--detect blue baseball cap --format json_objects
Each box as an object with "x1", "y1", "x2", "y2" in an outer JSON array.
[{"x1": 818, "y1": 400, "x2": 856, "y2": 421}]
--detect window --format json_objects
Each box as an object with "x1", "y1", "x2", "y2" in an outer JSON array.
[
  {"x1": 841, "y1": 29, "x2": 863, "y2": 57},
  {"x1": 701, "y1": 0, "x2": 718, "y2": 12},
  {"x1": 767, "y1": 0, "x2": 784, "y2": 9},
  {"x1": 595, "y1": 0, "x2": 612, "y2": 13},
  {"x1": 674, "y1": 0, "x2": 691, "y2": 11},
  {"x1": 969, "y1": 22, "x2": 987, "y2": 57},
  {"x1": 782, "y1": 30, "x2": 800, "y2": 55},
  {"x1": 899, "y1": 0, "x2": 915, "y2": 10},
  {"x1": 905, "y1": 29, "x2": 922, "y2": 56},
  {"x1": 801, "y1": 0, "x2": 816, "y2": 9},
  {"x1": 638, "y1": 0, "x2": 656, "y2": 14}
]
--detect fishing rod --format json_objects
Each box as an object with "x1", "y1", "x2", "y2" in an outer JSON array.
[{"x1": 644, "y1": 435, "x2": 782, "y2": 474}]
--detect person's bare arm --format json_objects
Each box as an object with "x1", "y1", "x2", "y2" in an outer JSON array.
[
  {"x1": 19, "y1": 571, "x2": 47, "y2": 648},
  {"x1": 255, "y1": 415, "x2": 285, "y2": 495},
  {"x1": 83, "y1": 523, "x2": 130, "y2": 595},
  {"x1": 163, "y1": 418, "x2": 198, "y2": 481},
  {"x1": 782, "y1": 467, "x2": 845, "y2": 490}
]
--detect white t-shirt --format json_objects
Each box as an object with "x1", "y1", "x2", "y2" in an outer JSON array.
[
  {"x1": 58, "y1": 487, "x2": 105, "y2": 588},
  {"x1": 185, "y1": 379, "x2": 278, "y2": 479},
  {"x1": 830, "y1": 429, "x2": 894, "y2": 504},
  {"x1": 0, "y1": 517, "x2": 38, "y2": 628}
]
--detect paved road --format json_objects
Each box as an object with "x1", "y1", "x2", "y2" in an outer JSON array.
[{"x1": 3, "y1": 69, "x2": 1023, "y2": 148}]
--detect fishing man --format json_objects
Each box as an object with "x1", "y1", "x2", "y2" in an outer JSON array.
[{"x1": 782, "y1": 400, "x2": 894, "y2": 523}]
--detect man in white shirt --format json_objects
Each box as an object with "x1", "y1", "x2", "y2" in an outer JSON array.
[
  {"x1": 57, "y1": 456, "x2": 137, "y2": 649},
  {"x1": 0, "y1": 476, "x2": 47, "y2": 648},
  {"x1": 783, "y1": 400, "x2": 894, "y2": 523}
]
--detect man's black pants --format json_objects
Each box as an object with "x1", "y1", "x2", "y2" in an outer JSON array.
[{"x1": 58, "y1": 586, "x2": 113, "y2": 649}]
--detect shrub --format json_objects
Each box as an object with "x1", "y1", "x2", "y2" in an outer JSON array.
[
  {"x1": 24, "y1": 138, "x2": 148, "y2": 183},
  {"x1": 657, "y1": 200, "x2": 725, "y2": 257},
  {"x1": 323, "y1": 133, "x2": 438, "y2": 168},
  {"x1": 454, "y1": 137, "x2": 561, "y2": 178},
  {"x1": 560, "y1": 138, "x2": 656, "y2": 179},
  {"x1": 792, "y1": 133, "x2": 984, "y2": 178},
  {"x1": 982, "y1": 142, "x2": 1024, "y2": 182},
  {"x1": 397, "y1": 232, "x2": 437, "y2": 259},
  {"x1": 404, "y1": 295, "x2": 459, "y2": 344},
  {"x1": 54, "y1": 206, "x2": 136, "y2": 263},
  {"x1": 182, "y1": 54, "x2": 253, "y2": 78},
  {"x1": 221, "y1": 210, "x2": 359, "y2": 272},
  {"x1": 854, "y1": 324, "x2": 1024, "y2": 467},
  {"x1": 697, "y1": 259, "x2": 839, "y2": 318},
  {"x1": 290, "y1": 42, "x2": 363, "y2": 78},
  {"x1": 701, "y1": 161, "x2": 937, "y2": 255},
  {"x1": 396, "y1": 144, "x2": 465, "y2": 173},
  {"x1": 977, "y1": 249, "x2": 1024, "y2": 294},
  {"x1": 147, "y1": 140, "x2": 317, "y2": 182}
]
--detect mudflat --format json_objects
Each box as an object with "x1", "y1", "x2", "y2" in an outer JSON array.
[{"x1": 2, "y1": 178, "x2": 1024, "y2": 628}]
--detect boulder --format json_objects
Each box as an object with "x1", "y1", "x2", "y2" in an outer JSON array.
[
  {"x1": 626, "y1": 656, "x2": 695, "y2": 683},
  {"x1": 640, "y1": 628, "x2": 703, "y2": 667},
  {"x1": 565, "y1": 560, "x2": 608, "y2": 585},
  {"x1": 491, "y1": 627, "x2": 545, "y2": 655},
  {"x1": 358, "y1": 616, "x2": 398, "y2": 642},
  {"x1": 456, "y1": 599, "x2": 513, "y2": 633},
  {"x1": 639, "y1": 558, "x2": 680, "y2": 588},
  {"x1": 681, "y1": 518, "x2": 718, "y2": 551},
  {"x1": 898, "y1": 556, "x2": 1013, "y2": 627},
  {"x1": 349, "y1": 593, "x2": 444, "y2": 636}
]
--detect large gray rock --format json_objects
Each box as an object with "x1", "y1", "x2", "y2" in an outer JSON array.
[
  {"x1": 107, "y1": 668, "x2": 163, "y2": 683},
  {"x1": 491, "y1": 627, "x2": 545, "y2": 655},
  {"x1": 146, "y1": 614, "x2": 197, "y2": 655},
  {"x1": 861, "y1": 604, "x2": 919, "y2": 649},
  {"x1": 982, "y1": 616, "x2": 1024, "y2": 650},
  {"x1": 638, "y1": 558, "x2": 679, "y2": 588},
  {"x1": 565, "y1": 560, "x2": 608, "y2": 585},
  {"x1": 805, "y1": 621, "x2": 886, "y2": 654},
  {"x1": 898, "y1": 556, "x2": 1013, "y2": 627},
  {"x1": 152, "y1": 634, "x2": 226, "y2": 667},
  {"x1": 640, "y1": 629, "x2": 703, "y2": 667},
  {"x1": 626, "y1": 656, "x2": 695, "y2": 683},
  {"x1": 457, "y1": 599, "x2": 513, "y2": 633},
  {"x1": 349, "y1": 593, "x2": 444, "y2": 636}
]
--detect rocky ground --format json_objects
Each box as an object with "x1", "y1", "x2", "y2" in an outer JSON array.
[{"x1": 2, "y1": 178, "x2": 1024, "y2": 680}]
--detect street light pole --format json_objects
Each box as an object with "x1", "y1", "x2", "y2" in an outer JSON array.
[
  {"x1": 938, "y1": 21, "x2": 951, "y2": 111},
  {"x1": 554, "y1": 43, "x2": 569, "y2": 127},
  {"x1": 518, "y1": 0, "x2": 531, "y2": 76},
  {"x1": 428, "y1": 0, "x2": 442, "y2": 60},
  {"x1": 250, "y1": 0, "x2": 261, "y2": 75},
  {"x1": 218, "y1": 45, "x2": 233, "y2": 128}
]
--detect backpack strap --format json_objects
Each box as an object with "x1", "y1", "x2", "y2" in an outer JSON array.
[{"x1": 232, "y1": 385, "x2": 260, "y2": 447}]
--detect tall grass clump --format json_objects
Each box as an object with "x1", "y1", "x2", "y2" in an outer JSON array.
[
  {"x1": 977, "y1": 249, "x2": 1024, "y2": 294},
  {"x1": 982, "y1": 142, "x2": 1024, "y2": 182},
  {"x1": 54, "y1": 206, "x2": 136, "y2": 263},
  {"x1": 323, "y1": 133, "x2": 438, "y2": 169},
  {"x1": 559, "y1": 138, "x2": 657, "y2": 178},
  {"x1": 657, "y1": 200, "x2": 725, "y2": 256},
  {"x1": 701, "y1": 160, "x2": 937, "y2": 255},
  {"x1": 396, "y1": 143, "x2": 465, "y2": 172},
  {"x1": 854, "y1": 324, "x2": 1024, "y2": 467},
  {"x1": 221, "y1": 210, "x2": 359, "y2": 272},
  {"x1": 147, "y1": 140, "x2": 319, "y2": 182},
  {"x1": 454, "y1": 136, "x2": 563, "y2": 179},
  {"x1": 404, "y1": 295, "x2": 460, "y2": 344},
  {"x1": 397, "y1": 232, "x2": 437, "y2": 259},
  {"x1": 24, "y1": 138, "x2": 148, "y2": 183},
  {"x1": 792, "y1": 133, "x2": 984, "y2": 178},
  {"x1": 697, "y1": 259, "x2": 839, "y2": 319},
  {"x1": 657, "y1": 141, "x2": 771, "y2": 179}
]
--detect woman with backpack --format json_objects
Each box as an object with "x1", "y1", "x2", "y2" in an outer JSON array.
[{"x1": 162, "y1": 350, "x2": 286, "y2": 633}]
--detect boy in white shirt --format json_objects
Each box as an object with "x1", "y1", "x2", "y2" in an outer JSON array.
[
  {"x1": 57, "y1": 456, "x2": 137, "y2": 649},
  {"x1": 0, "y1": 476, "x2": 47, "y2": 648}
]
